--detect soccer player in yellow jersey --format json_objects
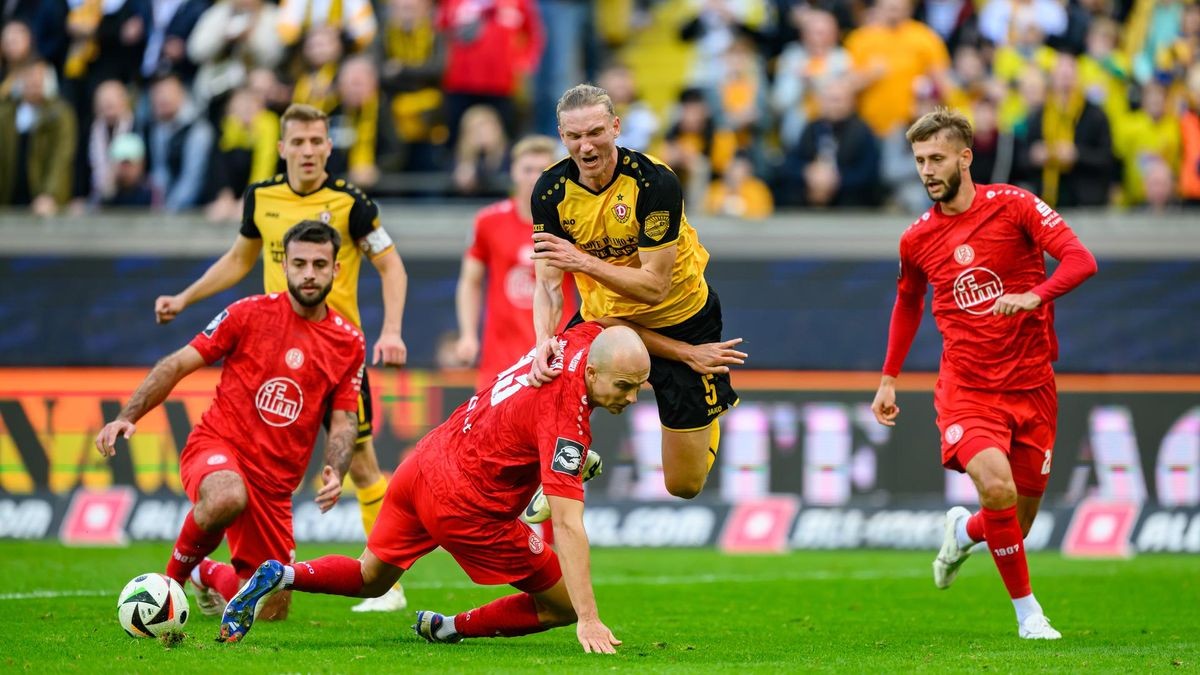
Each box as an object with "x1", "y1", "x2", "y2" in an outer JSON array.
[
  {"x1": 153, "y1": 103, "x2": 410, "y2": 613},
  {"x1": 528, "y1": 84, "x2": 744, "y2": 501}
]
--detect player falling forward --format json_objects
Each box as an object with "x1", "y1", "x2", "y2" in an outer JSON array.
[
  {"x1": 97, "y1": 221, "x2": 365, "y2": 622},
  {"x1": 528, "y1": 84, "x2": 743, "y2": 505},
  {"x1": 154, "y1": 104, "x2": 409, "y2": 612},
  {"x1": 218, "y1": 324, "x2": 650, "y2": 653},
  {"x1": 870, "y1": 108, "x2": 1097, "y2": 639}
]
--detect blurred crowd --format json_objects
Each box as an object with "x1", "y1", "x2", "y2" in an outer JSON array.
[{"x1": 0, "y1": 0, "x2": 1197, "y2": 220}]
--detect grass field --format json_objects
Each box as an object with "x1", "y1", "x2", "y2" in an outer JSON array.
[{"x1": 0, "y1": 541, "x2": 1196, "y2": 673}]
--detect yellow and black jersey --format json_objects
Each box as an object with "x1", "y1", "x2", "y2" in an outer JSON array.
[
  {"x1": 240, "y1": 174, "x2": 395, "y2": 328},
  {"x1": 531, "y1": 147, "x2": 710, "y2": 329}
]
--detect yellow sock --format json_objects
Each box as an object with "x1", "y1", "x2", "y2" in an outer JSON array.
[
  {"x1": 705, "y1": 420, "x2": 721, "y2": 473},
  {"x1": 357, "y1": 476, "x2": 388, "y2": 536}
]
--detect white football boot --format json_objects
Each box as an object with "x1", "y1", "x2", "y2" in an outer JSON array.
[
  {"x1": 351, "y1": 584, "x2": 408, "y2": 613},
  {"x1": 1018, "y1": 614, "x2": 1063, "y2": 640},
  {"x1": 521, "y1": 450, "x2": 603, "y2": 524},
  {"x1": 933, "y1": 506, "x2": 974, "y2": 589}
]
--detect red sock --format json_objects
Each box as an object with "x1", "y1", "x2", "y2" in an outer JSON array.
[
  {"x1": 966, "y1": 511, "x2": 985, "y2": 542},
  {"x1": 981, "y1": 505, "x2": 1031, "y2": 598},
  {"x1": 289, "y1": 556, "x2": 365, "y2": 596},
  {"x1": 197, "y1": 559, "x2": 240, "y2": 602},
  {"x1": 165, "y1": 510, "x2": 225, "y2": 586},
  {"x1": 455, "y1": 593, "x2": 545, "y2": 638}
]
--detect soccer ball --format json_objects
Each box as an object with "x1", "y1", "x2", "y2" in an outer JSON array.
[{"x1": 117, "y1": 573, "x2": 189, "y2": 638}]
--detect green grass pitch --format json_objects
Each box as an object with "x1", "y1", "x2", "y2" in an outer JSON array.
[{"x1": 0, "y1": 541, "x2": 1195, "y2": 673}]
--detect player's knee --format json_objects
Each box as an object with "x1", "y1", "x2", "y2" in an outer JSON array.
[
  {"x1": 543, "y1": 603, "x2": 577, "y2": 628},
  {"x1": 665, "y1": 474, "x2": 705, "y2": 500},
  {"x1": 977, "y1": 479, "x2": 1017, "y2": 509}
]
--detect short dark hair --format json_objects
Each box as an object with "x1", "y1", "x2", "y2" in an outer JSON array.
[
  {"x1": 282, "y1": 220, "x2": 341, "y2": 256},
  {"x1": 905, "y1": 106, "x2": 974, "y2": 148}
]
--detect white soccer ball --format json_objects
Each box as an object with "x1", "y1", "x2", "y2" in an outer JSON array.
[{"x1": 117, "y1": 573, "x2": 190, "y2": 638}]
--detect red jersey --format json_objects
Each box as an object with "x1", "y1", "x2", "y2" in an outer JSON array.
[
  {"x1": 415, "y1": 321, "x2": 602, "y2": 520},
  {"x1": 437, "y1": 0, "x2": 543, "y2": 96},
  {"x1": 188, "y1": 293, "x2": 365, "y2": 498},
  {"x1": 885, "y1": 184, "x2": 1096, "y2": 390},
  {"x1": 466, "y1": 198, "x2": 578, "y2": 388}
]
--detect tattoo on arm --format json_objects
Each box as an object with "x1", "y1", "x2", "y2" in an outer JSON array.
[{"x1": 325, "y1": 411, "x2": 358, "y2": 477}]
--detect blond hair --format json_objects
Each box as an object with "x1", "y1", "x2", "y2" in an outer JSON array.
[
  {"x1": 511, "y1": 135, "x2": 558, "y2": 161},
  {"x1": 555, "y1": 84, "x2": 615, "y2": 122},
  {"x1": 905, "y1": 106, "x2": 973, "y2": 148},
  {"x1": 280, "y1": 103, "x2": 329, "y2": 135}
]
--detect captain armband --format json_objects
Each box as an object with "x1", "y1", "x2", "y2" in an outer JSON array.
[{"x1": 358, "y1": 228, "x2": 395, "y2": 257}]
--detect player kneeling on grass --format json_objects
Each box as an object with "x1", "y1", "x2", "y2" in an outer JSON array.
[
  {"x1": 221, "y1": 324, "x2": 654, "y2": 653},
  {"x1": 95, "y1": 220, "x2": 364, "y2": 622}
]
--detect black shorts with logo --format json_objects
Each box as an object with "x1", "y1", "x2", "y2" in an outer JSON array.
[
  {"x1": 323, "y1": 365, "x2": 373, "y2": 443},
  {"x1": 568, "y1": 287, "x2": 738, "y2": 431}
]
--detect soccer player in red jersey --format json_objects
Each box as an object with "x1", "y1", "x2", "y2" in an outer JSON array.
[
  {"x1": 217, "y1": 323, "x2": 649, "y2": 653},
  {"x1": 96, "y1": 220, "x2": 366, "y2": 622},
  {"x1": 870, "y1": 108, "x2": 1097, "y2": 640},
  {"x1": 454, "y1": 134, "x2": 579, "y2": 390}
]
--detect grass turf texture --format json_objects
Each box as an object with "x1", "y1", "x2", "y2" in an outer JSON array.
[{"x1": 0, "y1": 541, "x2": 1195, "y2": 673}]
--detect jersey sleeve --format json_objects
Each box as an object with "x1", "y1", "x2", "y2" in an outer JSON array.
[
  {"x1": 239, "y1": 184, "x2": 261, "y2": 238},
  {"x1": 531, "y1": 172, "x2": 573, "y2": 242},
  {"x1": 465, "y1": 211, "x2": 487, "y2": 262},
  {"x1": 188, "y1": 301, "x2": 248, "y2": 364},
  {"x1": 1012, "y1": 190, "x2": 1098, "y2": 302},
  {"x1": 882, "y1": 233, "x2": 928, "y2": 377},
  {"x1": 329, "y1": 343, "x2": 365, "y2": 413},
  {"x1": 349, "y1": 191, "x2": 394, "y2": 260},
  {"x1": 536, "y1": 385, "x2": 590, "y2": 502},
  {"x1": 635, "y1": 167, "x2": 684, "y2": 250}
]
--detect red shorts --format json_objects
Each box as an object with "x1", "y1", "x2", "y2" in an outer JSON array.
[
  {"x1": 934, "y1": 378, "x2": 1057, "y2": 498},
  {"x1": 180, "y1": 431, "x2": 295, "y2": 578},
  {"x1": 367, "y1": 457, "x2": 561, "y2": 594}
]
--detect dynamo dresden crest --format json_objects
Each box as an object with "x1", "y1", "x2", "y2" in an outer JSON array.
[{"x1": 611, "y1": 202, "x2": 630, "y2": 223}]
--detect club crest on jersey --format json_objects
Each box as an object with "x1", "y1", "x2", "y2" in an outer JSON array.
[
  {"x1": 953, "y1": 267, "x2": 1004, "y2": 315},
  {"x1": 552, "y1": 437, "x2": 586, "y2": 476},
  {"x1": 202, "y1": 309, "x2": 229, "y2": 338},
  {"x1": 611, "y1": 202, "x2": 631, "y2": 223},
  {"x1": 945, "y1": 424, "x2": 964, "y2": 445},
  {"x1": 255, "y1": 377, "x2": 304, "y2": 427},
  {"x1": 285, "y1": 348, "x2": 305, "y2": 369},
  {"x1": 954, "y1": 244, "x2": 974, "y2": 265}
]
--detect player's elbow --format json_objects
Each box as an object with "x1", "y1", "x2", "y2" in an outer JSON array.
[{"x1": 640, "y1": 285, "x2": 671, "y2": 306}]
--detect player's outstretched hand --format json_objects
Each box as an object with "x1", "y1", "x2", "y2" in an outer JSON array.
[
  {"x1": 576, "y1": 618, "x2": 621, "y2": 654},
  {"x1": 154, "y1": 295, "x2": 186, "y2": 324},
  {"x1": 871, "y1": 379, "x2": 899, "y2": 427},
  {"x1": 990, "y1": 291, "x2": 1041, "y2": 316},
  {"x1": 315, "y1": 465, "x2": 342, "y2": 513},
  {"x1": 95, "y1": 420, "x2": 136, "y2": 457},
  {"x1": 373, "y1": 333, "x2": 408, "y2": 367},
  {"x1": 532, "y1": 233, "x2": 592, "y2": 273},
  {"x1": 683, "y1": 338, "x2": 747, "y2": 374},
  {"x1": 527, "y1": 337, "x2": 563, "y2": 388}
]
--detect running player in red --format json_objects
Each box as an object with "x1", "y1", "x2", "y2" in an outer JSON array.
[
  {"x1": 217, "y1": 323, "x2": 649, "y2": 653},
  {"x1": 870, "y1": 108, "x2": 1097, "y2": 640},
  {"x1": 454, "y1": 134, "x2": 579, "y2": 390},
  {"x1": 96, "y1": 220, "x2": 365, "y2": 622}
]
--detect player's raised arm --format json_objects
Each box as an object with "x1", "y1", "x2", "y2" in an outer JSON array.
[
  {"x1": 993, "y1": 194, "x2": 1098, "y2": 316},
  {"x1": 544, "y1": 494, "x2": 621, "y2": 654},
  {"x1": 155, "y1": 235, "x2": 262, "y2": 324},
  {"x1": 95, "y1": 345, "x2": 207, "y2": 456}
]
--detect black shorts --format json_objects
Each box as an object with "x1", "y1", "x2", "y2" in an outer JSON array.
[
  {"x1": 323, "y1": 366, "x2": 373, "y2": 443},
  {"x1": 568, "y1": 287, "x2": 738, "y2": 430}
]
